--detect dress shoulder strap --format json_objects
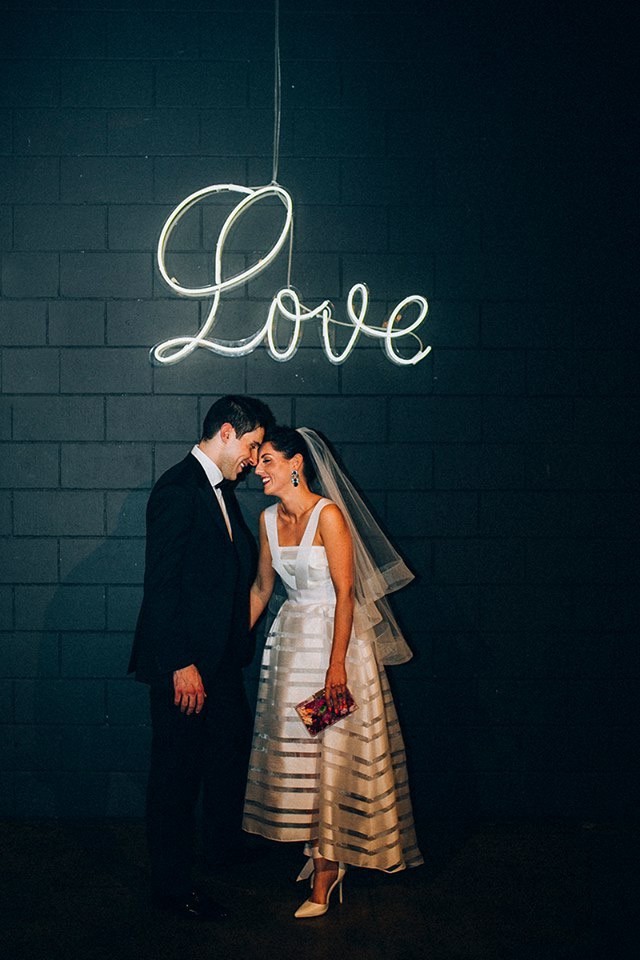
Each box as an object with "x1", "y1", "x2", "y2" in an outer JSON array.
[{"x1": 294, "y1": 498, "x2": 331, "y2": 588}]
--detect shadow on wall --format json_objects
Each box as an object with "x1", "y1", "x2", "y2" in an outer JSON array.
[
  {"x1": 17, "y1": 491, "x2": 150, "y2": 818},
  {"x1": 19, "y1": 482, "x2": 265, "y2": 819}
]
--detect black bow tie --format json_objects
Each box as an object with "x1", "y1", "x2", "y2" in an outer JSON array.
[{"x1": 215, "y1": 478, "x2": 231, "y2": 491}]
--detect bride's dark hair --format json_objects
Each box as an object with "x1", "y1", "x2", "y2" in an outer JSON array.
[{"x1": 266, "y1": 426, "x2": 317, "y2": 488}]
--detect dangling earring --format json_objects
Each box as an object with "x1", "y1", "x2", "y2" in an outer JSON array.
[{"x1": 291, "y1": 469, "x2": 300, "y2": 487}]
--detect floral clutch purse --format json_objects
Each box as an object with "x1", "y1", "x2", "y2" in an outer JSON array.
[{"x1": 295, "y1": 687, "x2": 358, "y2": 737}]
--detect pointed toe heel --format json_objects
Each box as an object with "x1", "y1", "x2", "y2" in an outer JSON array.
[{"x1": 294, "y1": 864, "x2": 345, "y2": 918}]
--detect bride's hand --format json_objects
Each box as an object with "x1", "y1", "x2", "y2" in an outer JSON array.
[{"x1": 325, "y1": 662, "x2": 348, "y2": 714}]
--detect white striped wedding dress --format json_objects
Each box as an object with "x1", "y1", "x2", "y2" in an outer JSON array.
[{"x1": 242, "y1": 498, "x2": 423, "y2": 872}]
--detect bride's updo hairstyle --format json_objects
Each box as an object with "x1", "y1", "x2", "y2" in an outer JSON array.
[{"x1": 266, "y1": 426, "x2": 317, "y2": 489}]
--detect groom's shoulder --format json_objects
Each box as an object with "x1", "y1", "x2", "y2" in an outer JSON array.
[{"x1": 153, "y1": 452, "x2": 200, "y2": 491}]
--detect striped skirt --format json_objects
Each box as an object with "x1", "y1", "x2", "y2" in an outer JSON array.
[{"x1": 242, "y1": 599, "x2": 423, "y2": 872}]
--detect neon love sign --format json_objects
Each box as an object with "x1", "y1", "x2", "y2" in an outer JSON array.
[{"x1": 150, "y1": 183, "x2": 431, "y2": 367}]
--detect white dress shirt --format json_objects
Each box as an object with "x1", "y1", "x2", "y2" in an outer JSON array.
[{"x1": 190, "y1": 444, "x2": 233, "y2": 540}]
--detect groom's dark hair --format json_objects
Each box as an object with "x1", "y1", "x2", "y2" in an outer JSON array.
[{"x1": 201, "y1": 395, "x2": 275, "y2": 441}]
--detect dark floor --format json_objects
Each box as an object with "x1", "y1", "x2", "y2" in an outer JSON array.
[{"x1": 0, "y1": 819, "x2": 636, "y2": 960}]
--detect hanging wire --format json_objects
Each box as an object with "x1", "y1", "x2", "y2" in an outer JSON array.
[
  {"x1": 271, "y1": 0, "x2": 282, "y2": 184},
  {"x1": 265, "y1": 0, "x2": 425, "y2": 351},
  {"x1": 270, "y1": 0, "x2": 294, "y2": 287}
]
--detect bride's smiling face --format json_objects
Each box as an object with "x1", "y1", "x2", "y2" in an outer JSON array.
[{"x1": 255, "y1": 442, "x2": 299, "y2": 496}]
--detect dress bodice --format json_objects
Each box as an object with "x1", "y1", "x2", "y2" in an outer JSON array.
[{"x1": 264, "y1": 499, "x2": 336, "y2": 606}]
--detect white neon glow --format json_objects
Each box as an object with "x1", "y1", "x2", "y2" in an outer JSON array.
[
  {"x1": 150, "y1": 183, "x2": 431, "y2": 367},
  {"x1": 320, "y1": 284, "x2": 430, "y2": 367}
]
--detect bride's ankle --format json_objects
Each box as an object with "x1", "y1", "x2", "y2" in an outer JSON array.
[{"x1": 313, "y1": 856, "x2": 338, "y2": 874}]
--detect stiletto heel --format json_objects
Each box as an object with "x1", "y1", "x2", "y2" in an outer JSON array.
[{"x1": 294, "y1": 863, "x2": 346, "y2": 918}]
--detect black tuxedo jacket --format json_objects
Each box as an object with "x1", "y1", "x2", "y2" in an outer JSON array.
[{"x1": 129, "y1": 453, "x2": 257, "y2": 684}]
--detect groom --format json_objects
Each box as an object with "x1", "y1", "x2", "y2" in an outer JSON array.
[{"x1": 130, "y1": 395, "x2": 274, "y2": 920}]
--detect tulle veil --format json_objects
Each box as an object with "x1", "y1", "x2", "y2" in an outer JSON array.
[{"x1": 295, "y1": 427, "x2": 414, "y2": 666}]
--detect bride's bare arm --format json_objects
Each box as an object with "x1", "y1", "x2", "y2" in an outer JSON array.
[
  {"x1": 319, "y1": 503, "x2": 355, "y2": 711},
  {"x1": 249, "y1": 512, "x2": 276, "y2": 629}
]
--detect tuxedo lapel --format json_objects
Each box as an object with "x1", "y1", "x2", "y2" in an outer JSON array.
[
  {"x1": 224, "y1": 485, "x2": 256, "y2": 578},
  {"x1": 199, "y1": 484, "x2": 228, "y2": 532},
  {"x1": 189, "y1": 458, "x2": 232, "y2": 541}
]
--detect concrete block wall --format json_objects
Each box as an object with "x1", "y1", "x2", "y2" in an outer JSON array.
[{"x1": 0, "y1": 0, "x2": 637, "y2": 820}]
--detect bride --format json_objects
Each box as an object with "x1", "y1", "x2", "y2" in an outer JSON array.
[{"x1": 242, "y1": 426, "x2": 423, "y2": 917}]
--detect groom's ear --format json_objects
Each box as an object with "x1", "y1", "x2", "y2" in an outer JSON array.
[{"x1": 219, "y1": 422, "x2": 236, "y2": 443}]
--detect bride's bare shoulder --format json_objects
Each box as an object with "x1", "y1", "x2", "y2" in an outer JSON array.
[{"x1": 317, "y1": 501, "x2": 350, "y2": 537}]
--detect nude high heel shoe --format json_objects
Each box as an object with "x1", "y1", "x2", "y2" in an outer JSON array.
[{"x1": 294, "y1": 863, "x2": 346, "y2": 918}]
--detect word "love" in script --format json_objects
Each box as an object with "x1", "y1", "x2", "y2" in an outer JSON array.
[{"x1": 150, "y1": 183, "x2": 431, "y2": 367}]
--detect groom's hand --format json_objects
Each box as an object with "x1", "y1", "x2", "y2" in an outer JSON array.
[{"x1": 173, "y1": 664, "x2": 207, "y2": 715}]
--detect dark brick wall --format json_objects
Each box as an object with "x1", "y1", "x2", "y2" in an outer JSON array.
[{"x1": 1, "y1": 0, "x2": 637, "y2": 820}]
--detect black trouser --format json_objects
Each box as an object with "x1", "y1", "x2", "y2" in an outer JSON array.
[{"x1": 146, "y1": 666, "x2": 253, "y2": 898}]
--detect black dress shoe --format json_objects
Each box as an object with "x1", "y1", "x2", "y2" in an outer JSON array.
[{"x1": 152, "y1": 889, "x2": 228, "y2": 920}]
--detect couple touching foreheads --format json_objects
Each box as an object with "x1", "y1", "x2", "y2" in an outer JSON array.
[{"x1": 129, "y1": 395, "x2": 422, "y2": 922}]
